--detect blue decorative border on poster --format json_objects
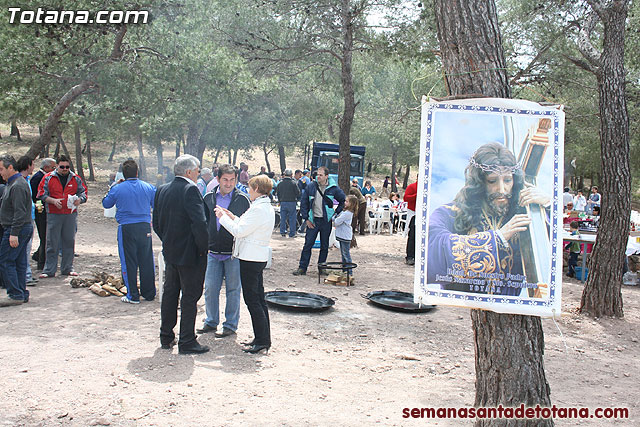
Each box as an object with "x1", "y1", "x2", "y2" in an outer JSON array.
[{"x1": 419, "y1": 103, "x2": 561, "y2": 308}]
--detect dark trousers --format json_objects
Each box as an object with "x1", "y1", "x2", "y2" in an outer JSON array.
[
  {"x1": 568, "y1": 252, "x2": 579, "y2": 276},
  {"x1": 160, "y1": 256, "x2": 207, "y2": 348},
  {"x1": 352, "y1": 202, "x2": 367, "y2": 235},
  {"x1": 240, "y1": 260, "x2": 270, "y2": 346},
  {"x1": 406, "y1": 215, "x2": 416, "y2": 261},
  {"x1": 298, "y1": 216, "x2": 332, "y2": 271},
  {"x1": 118, "y1": 222, "x2": 156, "y2": 301},
  {"x1": 0, "y1": 225, "x2": 33, "y2": 301},
  {"x1": 33, "y1": 210, "x2": 46, "y2": 270}
]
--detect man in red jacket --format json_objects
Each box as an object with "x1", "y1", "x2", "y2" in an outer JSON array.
[
  {"x1": 403, "y1": 178, "x2": 418, "y2": 265},
  {"x1": 37, "y1": 155, "x2": 87, "y2": 278}
]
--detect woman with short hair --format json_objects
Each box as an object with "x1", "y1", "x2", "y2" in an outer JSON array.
[{"x1": 215, "y1": 175, "x2": 275, "y2": 354}]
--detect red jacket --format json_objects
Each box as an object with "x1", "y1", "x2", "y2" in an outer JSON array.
[
  {"x1": 37, "y1": 170, "x2": 88, "y2": 214},
  {"x1": 404, "y1": 181, "x2": 417, "y2": 212}
]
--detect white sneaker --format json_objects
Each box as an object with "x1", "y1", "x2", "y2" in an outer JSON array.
[{"x1": 121, "y1": 296, "x2": 140, "y2": 304}]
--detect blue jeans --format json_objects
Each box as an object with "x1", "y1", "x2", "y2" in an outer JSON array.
[
  {"x1": 280, "y1": 201, "x2": 297, "y2": 237},
  {"x1": 298, "y1": 217, "x2": 332, "y2": 271},
  {"x1": 25, "y1": 224, "x2": 33, "y2": 281},
  {"x1": 339, "y1": 240, "x2": 352, "y2": 265},
  {"x1": 0, "y1": 224, "x2": 34, "y2": 301},
  {"x1": 203, "y1": 255, "x2": 242, "y2": 331}
]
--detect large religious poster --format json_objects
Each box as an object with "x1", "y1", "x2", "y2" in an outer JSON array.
[{"x1": 414, "y1": 98, "x2": 564, "y2": 317}]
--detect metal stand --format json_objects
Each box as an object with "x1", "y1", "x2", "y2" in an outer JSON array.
[{"x1": 317, "y1": 262, "x2": 358, "y2": 286}]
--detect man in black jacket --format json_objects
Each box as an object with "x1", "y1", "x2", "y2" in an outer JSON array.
[
  {"x1": 276, "y1": 168, "x2": 301, "y2": 237},
  {"x1": 153, "y1": 155, "x2": 210, "y2": 354},
  {"x1": 198, "y1": 164, "x2": 250, "y2": 338},
  {"x1": 30, "y1": 158, "x2": 55, "y2": 270}
]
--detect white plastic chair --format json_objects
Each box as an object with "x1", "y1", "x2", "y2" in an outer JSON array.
[
  {"x1": 378, "y1": 209, "x2": 393, "y2": 235},
  {"x1": 367, "y1": 208, "x2": 379, "y2": 234},
  {"x1": 397, "y1": 212, "x2": 408, "y2": 236}
]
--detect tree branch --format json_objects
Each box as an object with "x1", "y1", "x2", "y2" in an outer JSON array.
[
  {"x1": 576, "y1": 12, "x2": 602, "y2": 70},
  {"x1": 25, "y1": 80, "x2": 97, "y2": 159},
  {"x1": 510, "y1": 27, "x2": 568, "y2": 85},
  {"x1": 564, "y1": 54, "x2": 598, "y2": 74},
  {"x1": 111, "y1": 25, "x2": 127, "y2": 60},
  {"x1": 585, "y1": 0, "x2": 608, "y2": 16}
]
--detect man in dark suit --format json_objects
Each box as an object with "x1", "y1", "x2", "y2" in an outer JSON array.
[
  {"x1": 29, "y1": 158, "x2": 56, "y2": 270},
  {"x1": 153, "y1": 155, "x2": 210, "y2": 354}
]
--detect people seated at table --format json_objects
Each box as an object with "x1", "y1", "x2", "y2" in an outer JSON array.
[
  {"x1": 389, "y1": 192, "x2": 401, "y2": 232},
  {"x1": 564, "y1": 202, "x2": 574, "y2": 214},
  {"x1": 565, "y1": 221, "x2": 581, "y2": 278},
  {"x1": 591, "y1": 205, "x2": 600, "y2": 228},
  {"x1": 361, "y1": 180, "x2": 376, "y2": 196}
]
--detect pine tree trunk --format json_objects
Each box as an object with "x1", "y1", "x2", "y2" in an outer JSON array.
[
  {"x1": 232, "y1": 148, "x2": 239, "y2": 166},
  {"x1": 10, "y1": 120, "x2": 22, "y2": 141},
  {"x1": 403, "y1": 164, "x2": 410, "y2": 189},
  {"x1": 54, "y1": 138, "x2": 61, "y2": 159},
  {"x1": 137, "y1": 132, "x2": 147, "y2": 181},
  {"x1": 433, "y1": 1, "x2": 552, "y2": 425},
  {"x1": 263, "y1": 142, "x2": 272, "y2": 173},
  {"x1": 214, "y1": 146, "x2": 221, "y2": 164},
  {"x1": 57, "y1": 129, "x2": 73, "y2": 171},
  {"x1": 580, "y1": 0, "x2": 629, "y2": 318},
  {"x1": 85, "y1": 131, "x2": 95, "y2": 181},
  {"x1": 156, "y1": 142, "x2": 164, "y2": 187},
  {"x1": 73, "y1": 125, "x2": 84, "y2": 180},
  {"x1": 278, "y1": 144, "x2": 286, "y2": 174},
  {"x1": 184, "y1": 124, "x2": 199, "y2": 157},
  {"x1": 108, "y1": 140, "x2": 117, "y2": 162},
  {"x1": 175, "y1": 140, "x2": 181, "y2": 159},
  {"x1": 337, "y1": 0, "x2": 356, "y2": 193},
  {"x1": 196, "y1": 126, "x2": 209, "y2": 164},
  {"x1": 390, "y1": 147, "x2": 398, "y2": 194}
]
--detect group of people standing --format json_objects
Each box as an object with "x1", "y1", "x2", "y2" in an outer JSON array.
[
  {"x1": 104, "y1": 156, "x2": 275, "y2": 355},
  {"x1": 563, "y1": 186, "x2": 601, "y2": 214},
  {"x1": 1, "y1": 154, "x2": 86, "y2": 307}
]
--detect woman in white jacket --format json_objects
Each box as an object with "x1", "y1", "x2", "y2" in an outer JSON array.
[{"x1": 215, "y1": 175, "x2": 275, "y2": 354}]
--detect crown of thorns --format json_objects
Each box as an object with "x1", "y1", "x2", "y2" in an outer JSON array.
[{"x1": 469, "y1": 157, "x2": 521, "y2": 174}]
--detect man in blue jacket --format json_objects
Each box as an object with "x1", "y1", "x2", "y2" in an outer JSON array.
[
  {"x1": 293, "y1": 166, "x2": 345, "y2": 275},
  {"x1": 102, "y1": 160, "x2": 156, "y2": 304}
]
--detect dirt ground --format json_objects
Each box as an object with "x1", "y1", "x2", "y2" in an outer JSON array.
[{"x1": 1, "y1": 172, "x2": 639, "y2": 426}]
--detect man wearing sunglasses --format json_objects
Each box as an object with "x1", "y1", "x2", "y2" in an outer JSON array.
[{"x1": 36, "y1": 155, "x2": 87, "y2": 278}]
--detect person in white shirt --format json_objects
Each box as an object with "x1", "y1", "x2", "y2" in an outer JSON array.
[
  {"x1": 573, "y1": 191, "x2": 587, "y2": 211},
  {"x1": 562, "y1": 187, "x2": 573, "y2": 208},
  {"x1": 215, "y1": 175, "x2": 275, "y2": 354}
]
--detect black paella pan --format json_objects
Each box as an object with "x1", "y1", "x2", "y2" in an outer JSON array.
[
  {"x1": 264, "y1": 290, "x2": 335, "y2": 312},
  {"x1": 362, "y1": 290, "x2": 435, "y2": 313}
]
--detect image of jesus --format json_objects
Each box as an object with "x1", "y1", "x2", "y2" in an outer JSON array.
[{"x1": 427, "y1": 142, "x2": 550, "y2": 296}]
